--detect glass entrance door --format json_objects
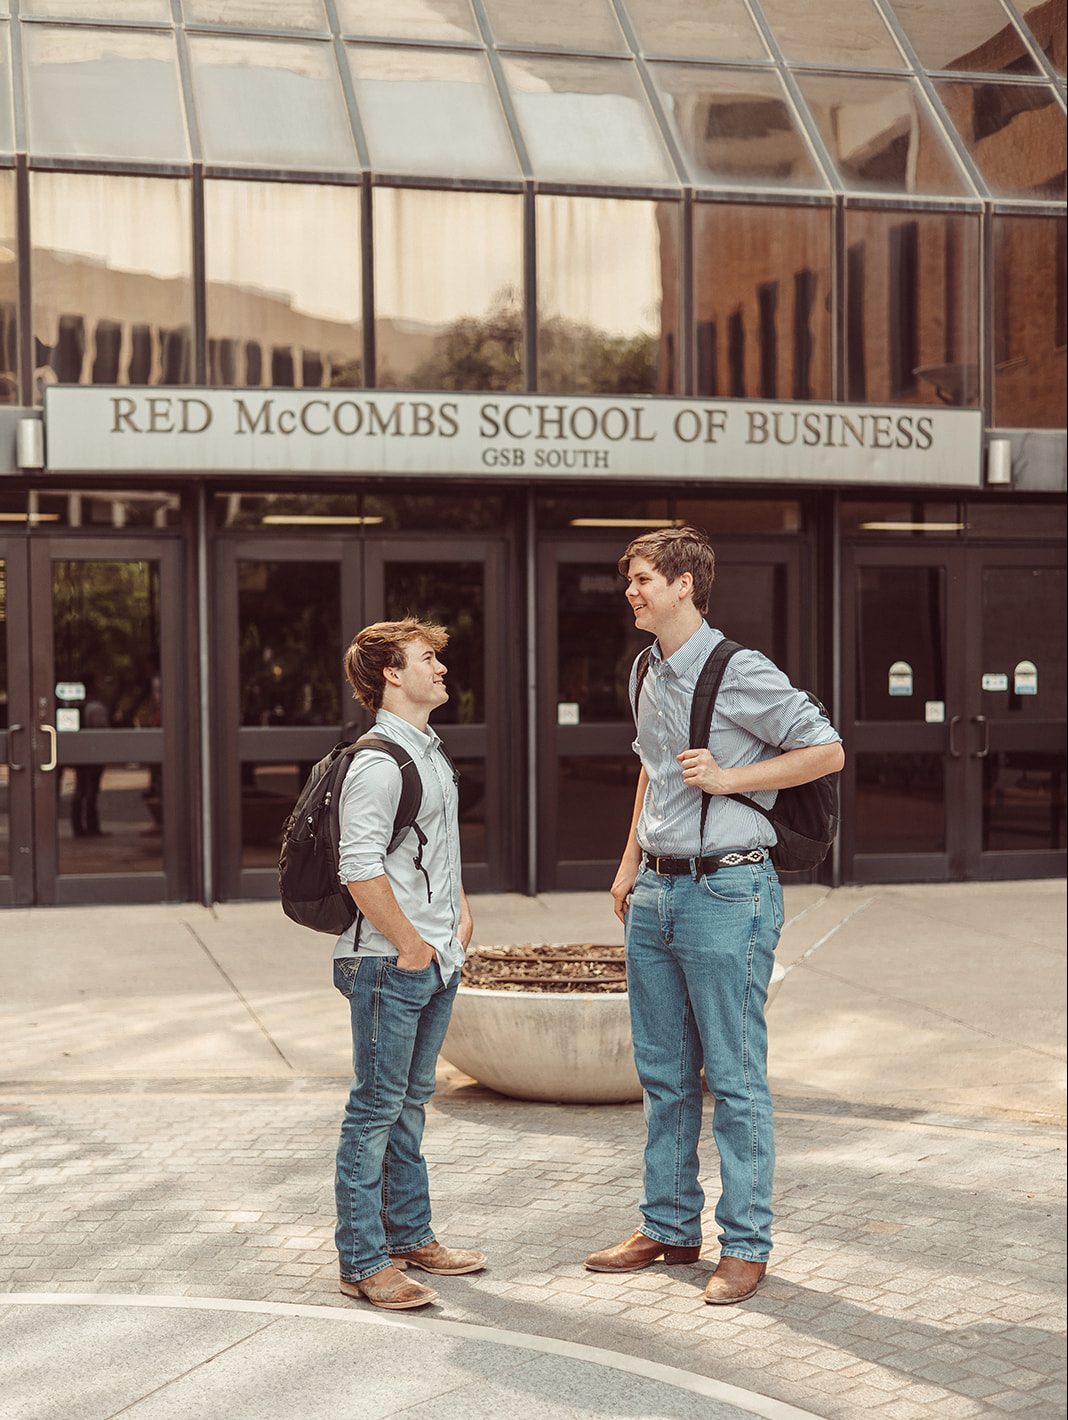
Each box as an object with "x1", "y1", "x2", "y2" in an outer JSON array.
[
  {"x1": 17, "y1": 537, "x2": 189, "y2": 905},
  {"x1": 842, "y1": 545, "x2": 1065, "y2": 880},
  {"x1": 1, "y1": 538, "x2": 32, "y2": 905},
  {"x1": 538, "y1": 537, "x2": 806, "y2": 891},
  {"x1": 215, "y1": 534, "x2": 509, "y2": 898}
]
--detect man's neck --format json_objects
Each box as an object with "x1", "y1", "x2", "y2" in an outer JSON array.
[
  {"x1": 379, "y1": 700, "x2": 432, "y2": 735},
  {"x1": 655, "y1": 609, "x2": 704, "y2": 661}
]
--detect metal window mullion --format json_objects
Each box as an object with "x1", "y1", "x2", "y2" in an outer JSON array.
[
  {"x1": 361, "y1": 176, "x2": 375, "y2": 387},
  {"x1": 468, "y1": 0, "x2": 534, "y2": 179},
  {"x1": 608, "y1": 0, "x2": 689, "y2": 189},
  {"x1": 16, "y1": 155, "x2": 32, "y2": 407},
  {"x1": 191, "y1": 164, "x2": 206, "y2": 385},
  {"x1": 832, "y1": 196, "x2": 845, "y2": 402},
  {"x1": 171, "y1": 0, "x2": 203, "y2": 165},
  {"x1": 740, "y1": 0, "x2": 843, "y2": 195},
  {"x1": 8, "y1": 2, "x2": 28, "y2": 156},
  {"x1": 996, "y1": 0, "x2": 1063, "y2": 86},
  {"x1": 982, "y1": 204, "x2": 995, "y2": 426},
  {"x1": 867, "y1": 0, "x2": 987, "y2": 201},
  {"x1": 523, "y1": 183, "x2": 536, "y2": 390},
  {"x1": 680, "y1": 188, "x2": 694, "y2": 396},
  {"x1": 322, "y1": 1, "x2": 371, "y2": 172}
]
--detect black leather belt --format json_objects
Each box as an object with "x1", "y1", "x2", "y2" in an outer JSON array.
[{"x1": 641, "y1": 848, "x2": 769, "y2": 876}]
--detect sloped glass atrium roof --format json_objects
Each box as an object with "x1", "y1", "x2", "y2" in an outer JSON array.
[{"x1": 0, "y1": 0, "x2": 1064, "y2": 202}]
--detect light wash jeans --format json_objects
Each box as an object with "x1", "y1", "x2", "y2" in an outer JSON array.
[
  {"x1": 334, "y1": 955, "x2": 458, "y2": 1282},
  {"x1": 625, "y1": 860, "x2": 785, "y2": 1263}
]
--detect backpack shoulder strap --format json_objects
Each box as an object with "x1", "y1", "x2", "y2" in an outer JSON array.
[
  {"x1": 690, "y1": 639, "x2": 743, "y2": 851},
  {"x1": 353, "y1": 735, "x2": 423, "y2": 853},
  {"x1": 630, "y1": 647, "x2": 653, "y2": 726}
]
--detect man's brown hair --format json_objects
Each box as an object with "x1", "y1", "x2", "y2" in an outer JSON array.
[
  {"x1": 343, "y1": 617, "x2": 449, "y2": 711},
  {"x1": 617, "y1": 525, "x2": 716, "y2": 614}
]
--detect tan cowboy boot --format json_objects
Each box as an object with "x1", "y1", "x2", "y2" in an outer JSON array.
[
  {"x1": 703, "y1": 1256, "x2": 767, "y2": 1305},
  {"x1": 391, "y1": 1240, "x2": 487, "y2": 1276},
  {"x1": 339, "y1": 1263, "x2": 438, "y2": 1309},
  {"x1": 585, "y1": 1230, "x2": 702, "y2": 1273}
]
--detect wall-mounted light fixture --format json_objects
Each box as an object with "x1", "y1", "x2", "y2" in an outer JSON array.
[
  {"x1": 16, "y1": 418, "x2": 45, "y2": 470},
  {"x1": 986, "y1": 437, "x2": 1013, "y2": 487}
]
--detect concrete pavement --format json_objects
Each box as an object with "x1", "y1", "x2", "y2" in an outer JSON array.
[{"x1": 0, "y1": 881, "x2": 1065, "y2": 1418}]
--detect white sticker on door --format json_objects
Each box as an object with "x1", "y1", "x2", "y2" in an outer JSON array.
[
  {"x1": 56, "y1": 707, "x2": 80, "y2": 732},
  {"x1": 888, "y1": 661, "x2": 913, "y2": 696},
  {"x1": 557, "y1": 702, "x2": 580, "y2": 725},
  {"x1": 981, "y1": 673, "x2": 1009, "y2": 692},
  {"x1": 1014, "y1": 660, "x2": 1038, "y2": 695},
  {"x1": 924, "y1": 701, "x2": 945, "y2": 723},
  {"x1": 55, "y1": 681, "x2": 86, "y2": 702}
]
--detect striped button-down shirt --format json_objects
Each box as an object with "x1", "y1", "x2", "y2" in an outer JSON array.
[
  {"x1": 333, "y1": 710, "x2": 464, "y2": 984},
  {"x1": 631, "y1": 620, "x2": 841, "y2": 857}
]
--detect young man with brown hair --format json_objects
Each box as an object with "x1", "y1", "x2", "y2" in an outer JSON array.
[
  {"x1": 585, "y1": 528, "x2": 844, "y2": 1304},
  {"x1": 333, "y1": 617, "x2": 482, "y2": 1311}
]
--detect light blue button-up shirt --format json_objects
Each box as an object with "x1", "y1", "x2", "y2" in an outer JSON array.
[
  {"x1": 631, "y1": 621, "x2": 841, "y2": 857},
  {"x1": 333, "y1": 709, "x2": 464, "y2": 984}
]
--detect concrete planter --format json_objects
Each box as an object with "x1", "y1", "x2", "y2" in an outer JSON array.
[{"x1": 441, "y1": 960, "x2": 787, "y2": 1105}]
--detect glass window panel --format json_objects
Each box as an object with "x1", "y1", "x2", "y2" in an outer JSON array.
[
  {"x1": 0, "y1": 24, "x2": 14, "y2": 153},
  {"x1": 844, "y1": 208, "x2": 980, "y2": 405},
  {"x1": 31, "y1": 172, "x2": 193, "y2": 398},
  {"x1": 382, "y1": 562, "x2": 485, "y2": 724},
  {"x1": 238, "y1": 561, "x2": 341, "y2": 726},
  {"x1": 52, "y1": 560, "x2": 162, "y2": 729},
  {"x1": 557, "y1": 756, "x2": 636, "y2": 861},
  {"x1": 23, "y1": 0, "x2": 170, "y2": 17},
  {"x1": 965, "y1": 501, "x2": 1067, "y2": 539},
  {"x1": 57, "y1": 765, "x2": 165, "y2": 875},
  {"x1": 1, "y1": 171, "x2": 16, "y2": 404},
  {"x1": 34, "y1": 491, "x2": 181, "y2": 527},
  {"x1": 983, "y1": 752, "x2": 1066, "y2": 850},
  {"x1": 1016, "y1": 0, "x2": 1066, "y2": 77},
  {"x1": 206, "y1": 181, "x2": 362, "y2": 389},
  {"x1": 762, "y1": 0, "x2": 903, "y2": 68},
  {"x1": 993, "y1": 215, "x2": 1066, "y2": 428},
  {"x1": 695, "y1": 203, "x2": 832, "y2": 401},
  {"x1": 981, "y1": 566, "x2": 1066, "y2": 716},
  {"x1": 854, "y1": 752, "x2": 946, "y2": 853},
  {"x1": 374, "y1": 187, "x2": 522, "y2": 391},
  {"x1": 347, "y1": 45, "x2": 518, "y2": 180},
  {"x1": 855, "y1": 565, "x2": 945, "y2": 721},
  {"x1": 887, "y1": 0, "x2": 1041, "y2": 75},
  {"x1": 453, "y1": 758, "x2": 487, "y2": 867},
  {"x1": 936, "y1": 81, "x2": 1066, "y2": 200},
  {"x1": 671, "y1": 498, "x2": 805, "y2": 535},
  {"x1": 483, "y1": 0, "x2": 626, "y2": 54},
  {"x1": 336, "y1": 0, "x2": 480, "y2": 43},
  {"x1": 188, "y1": 35, "x2": 357, "y2": 171},
  {"x1": 23, "y1": 25, "x2": 189, "y2": 163},
  {"x1": 557, "y1": 564, "x2": 647, "y2": 720},
  {"x1": 361, "y1": 493, "x2": 506, "y2": 530},
  {"x1": 240, "y1": 763, "x2": 304, "y2": 868},
  {"x1": 622, "y1": 0, "x2": 768, "y2": 62},
  {"x1": 840, "y1": 499, "x2": 962, "y2": 534},
  {"x1": 797, "y1": 74, "x2": 972, "y2": 196},
  {"x1": 537, "y1": 195, "x2": 680, "y2": 395},
  {"x1": 182, "y1": 0, "x2": 328, "y2": 29},
  {"x1": 536, "y1": 494, "x2": 671, "y2": 528},
  {"x1": 502, "y1": 55, "x2": 677, "y2": 186},
  {"x1": 652, "y1": 66, "x2": 825, "y2": 190}
]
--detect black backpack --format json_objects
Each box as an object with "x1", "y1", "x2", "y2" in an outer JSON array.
[
  {"x1": 633, "y1": 639, "x2": 840, "y2": 873},
  {"x1": 278, "y1": 734, "x2": 451, "y2": 935}
]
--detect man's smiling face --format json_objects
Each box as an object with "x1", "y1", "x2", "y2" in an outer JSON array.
[{"x1": 624, "y1": 556, "x2": 689, "y2": 636}]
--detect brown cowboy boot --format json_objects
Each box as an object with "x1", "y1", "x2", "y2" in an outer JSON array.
[
  {"x1": 585, "y1": 1230, "x2": 702, "y2": 1273},
  {"x1": 390, "y1": 1240, "x2": 487, "y2": 1276},
  {"x1": 703, "y1": 1256, "x2": 767, "y2": 1305},
  {"x1": 339, "y1": 1263, "x2": 438, "y2": 1309}
]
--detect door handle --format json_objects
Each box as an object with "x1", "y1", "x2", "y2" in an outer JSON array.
[
  {"x1": 39, "y1": 723, "x2": 58, "y2": 772},
  {"x1": 948, "y1": 714, "x2": 963, "y2": 758},
  {"x1": 971, "y1": 714, "x2": 990, "y2": 759},
  {"x1": 7, "y1": 723, "x2": 25, "y2": 771}
]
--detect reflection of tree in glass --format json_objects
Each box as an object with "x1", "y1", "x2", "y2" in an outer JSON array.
[
  {"x1": 238, "y1": 562, "x2": 341, "y2": 727},
  {"x1": 52, "y1": 562, "x2": 160, "y2": 726}
]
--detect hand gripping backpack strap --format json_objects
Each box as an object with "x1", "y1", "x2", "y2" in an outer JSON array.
[{"x1": 689, "y1": 639, "x2": 744, "y2": 865}]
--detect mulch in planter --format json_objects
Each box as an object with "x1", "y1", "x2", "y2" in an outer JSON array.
[{"x1": 461, "y1": 944, "x2": 627, "y2": 993}]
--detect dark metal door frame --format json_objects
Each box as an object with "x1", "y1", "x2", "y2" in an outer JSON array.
[
  {"x1": 363, "y1": 536, "x2": 508, "y2": 895},
  {"x1": 1, "y1": 537, "x2": 33, "y2": 906},
  {"x1": 841, "y1": 541, "x2": 1066, "y2": 882},
  {"x1": 537, "y1": 535, "x2": 807, "y2": 892},
  {"x1": 27, "y1": 535, "x2": 189, "y2": 905}
]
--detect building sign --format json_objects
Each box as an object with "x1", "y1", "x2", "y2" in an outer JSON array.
[{"x1": 42, "y1": 388, "x2": 984, "y2": 486}]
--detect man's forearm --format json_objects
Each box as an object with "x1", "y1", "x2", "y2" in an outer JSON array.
[
  {"x1": 346, "y1": 875, "x2": 426, "y2": 954},
  {"x1": 721, "y1": 742, "x2": 844, "y2": 795}
]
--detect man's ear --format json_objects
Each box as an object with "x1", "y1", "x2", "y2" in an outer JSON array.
[
  {"x1": 382, "y1": 664, "x2": 403, "y2": 687},
  {"x1": 675, "y1": 571, "x2": 694, "y2": 602}
]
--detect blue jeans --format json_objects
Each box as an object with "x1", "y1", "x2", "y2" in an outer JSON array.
[
  {"x1": 625, "y1": 861, "x2": 785, "y2": 1263},
  {"x1": 334, "y1": 956, "x2": 458, "y2": 1282}
]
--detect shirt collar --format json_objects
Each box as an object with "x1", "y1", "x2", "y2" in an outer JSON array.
[
  {"x1": 375, "y1": 708, "x2": 441, "y2": 756},
  {"x1": 650, "y1": 620, "x2": 719, "y2": 683}
]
